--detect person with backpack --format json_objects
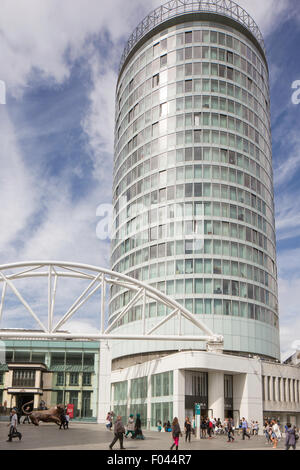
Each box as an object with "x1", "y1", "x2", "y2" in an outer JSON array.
[{"x1": 170, "y1": 417, "x2": 182, "y2": 450}]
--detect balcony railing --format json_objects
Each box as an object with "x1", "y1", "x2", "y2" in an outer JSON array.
[{"x1": 119, "y1": 0, "x2": 266, "y2": 73}]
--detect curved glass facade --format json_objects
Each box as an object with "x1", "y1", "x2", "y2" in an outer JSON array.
[{"x1": 110, "y1": 11, "x2": 280, "y2": 360}]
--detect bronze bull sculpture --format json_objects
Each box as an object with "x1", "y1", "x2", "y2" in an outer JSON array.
[{"x1": 22, "y1": 401, "x2": 64, "y2": 426}]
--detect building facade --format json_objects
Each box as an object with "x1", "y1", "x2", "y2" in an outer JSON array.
[
  {"x1": 0, "y1": 1, "x2": 299, "y2": 432},
  {"x1": 108, "y1": 0, "x2": 299, "y2": 430},
  {"x1": 110, "y1": 0, "x2": 279, "y2": 361},
  {"x1": 0, "y1": 340, "x2": 99, "y2": 421}
]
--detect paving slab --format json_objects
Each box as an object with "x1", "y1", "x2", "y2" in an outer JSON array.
[{"x1": 0, "y1": 422, "x2": 296, "y2": 451}]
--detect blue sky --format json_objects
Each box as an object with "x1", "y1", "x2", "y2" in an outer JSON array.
[{"x1": 0, "y1": 0, "x2": 299, "y2": 358}]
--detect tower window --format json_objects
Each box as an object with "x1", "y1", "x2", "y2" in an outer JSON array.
[
  {"x1": 152, "y1": 74, "x2": 159, "y2": 87},
  {"x1": 160, "y1": 54, "x2": 167, "y2": 67},
  {"x1": 185, "y1": 31, "x2": 193, "y2": 43}
]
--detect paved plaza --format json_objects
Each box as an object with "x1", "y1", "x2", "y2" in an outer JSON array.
[{"x1": 0, "y1": 422, "x2": 296, "y2": 451}]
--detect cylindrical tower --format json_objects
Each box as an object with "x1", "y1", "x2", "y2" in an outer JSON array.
[{"x1": 110, "y1": 0, "x2": 279, "y2": 362}]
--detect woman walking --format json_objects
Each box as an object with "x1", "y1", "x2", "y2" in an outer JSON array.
[
  {"x1": 200, "y1": 417, "x2": 207, "y2": 439},
  {"x1": 285, "y1": 423, "x2": 297, "y2": 451},
  {"x1": 106, "y1": 412, "x2": 112, "y2": 431},
  {"x1": 125, "y1": 414, "x2": 135, "y2": 438},
  {"x1": 133, "y1": 413, "x2": 145, "y2": 440},
  {"x1": 271, "y1": 419, "x2": 281, "y2": 449},
  {"x1": 184, "y1": 417, "x2": 192, "y2": 443},
  {"x1": 170, "y1": 417, "x2": 182, "y2": 450}
]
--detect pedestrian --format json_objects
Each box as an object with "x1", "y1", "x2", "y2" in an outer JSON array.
[
  {"x1": 133, "y1": 413, "x2": 145, "y2": 440},
  {"x1": 271, "y1": 419, "x2": 281, "y2": 449},
  {"x1": 241, "y1": 418, "x2": 250, "y2": 440},
  {"x1": 125, "y1": 414, "x2": 135, "y2": 438},
  {"x1": 191, "y1": 416, "x2": 195, "y2": 435},
  {"x1": 65, "y1": 412, "x2": 70, "y2": 429},
  {"x1": 157, "y1": 420, "x2": 162, "y2": 432},
  {"x1": 59, "y1": 411, "x2": 68, "y2": 430},
  {"x1": 109, "y1": 415, "x2": 126, "y2": 450},
  {"x1": 7, "y1": 409, "x2": 22, "y2": 442},
  {"x1": 184, "y1": 417, "x2": 192, "y2": 443},
  {"x1": 200, "y1": 417, "x2": 207, "y2": 439},
  {"x1": 170, "y1": 417, "x2": 182, "y2": 450},
  {"x1": 12, "y1": 406, "x2": 21, "y2": 425},
  {"x1": 264, "y1": 421, "x2": 271, "y2": 444},
  {"x1": 227, "y1": 418, "x2": 235, "y2": 443},
  {"x1": 106, "y1": 412, "x2": 112, "y2": 431},
  {"x1": 285, "y1": 423, "x2": 297, "y2": 451},
  {"x1": 23, "y1": 406, "x2": 31, "y2": 424},
  {"x1": 207, "y1": 418, "x2": 213, "y2": 438},
  {"x1": 211, "y1": 417, "x2": 216, "y2": 435},
  {"x1": 237, "y1": 420, "x2": 242, "y2": 436}
]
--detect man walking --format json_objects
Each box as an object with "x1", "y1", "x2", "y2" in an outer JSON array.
[
  {"x1": 7, "y1": 409, "x2": 22, "y2": 442},
  {"x1": 227, "y1": 418, "x2": 235, "y2": 443},
  {"x1": 109, "y1": 415, "x2": 126, "y2": 450},
  {"x1": 241, "y1": 417, "x2": 250, "y2": 440}
]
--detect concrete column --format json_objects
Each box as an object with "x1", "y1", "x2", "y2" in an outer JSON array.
[
  {"x1": 35, "y1": 370, "x2": 41, "y2": 389},
  {"x1": 127, "y1": 379, "x2": 131, "y2": 418},
  {"x1": 110, "y1": 380, "x2": 114, "y2": 409},
  {"x1": 97, "y1": 341, "x2": 112, "y2": 424},
  {"x1": 33, "y1": 394, "x2": 40, "y2": 409},
  {"x1": 277, "y1": 377, "x2": 281, "y2": 403},
  {"x1": 286, "y1": 379, "x2": 290, "y2": 403},
  {"x1": 147, "y1": 374, "x2": 152, "y2": 429},
  {"x1": 261, "y1": 376, "x2": 268, "y2": 401},
  {"x1": 233, "y1": 372, "x2": 263, "y2": 434},
  {"x1": 270, "y1": 376, "x2": 274, "y2": 402},
  {"x1": 281, "y1": 378, "x2": 285, "y2": 404},
  {"x1": 292, "y1": 379, "x2": 296, "y2": 403},
  {"x1": 274, "y1": 377, "x2": 279, "y2": 402},
  {"x1": 208, "y1": 372, "x2": 224, "y2": 421},
  {"x1": 173, "y1": 369, "x2": 185, "y2": 426}
]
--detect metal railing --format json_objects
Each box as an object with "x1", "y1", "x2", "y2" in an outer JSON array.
[{"x1": 119, "y1": 0, "x2": 265, "y2": 74}]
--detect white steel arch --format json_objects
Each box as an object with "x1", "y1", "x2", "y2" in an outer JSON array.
[{"x1": 0, "y1": 261, "x2": 223, "y2": 345}]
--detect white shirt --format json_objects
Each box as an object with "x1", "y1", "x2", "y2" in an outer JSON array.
[
  {"x1": 272, "y1": 423, "x2": 281, "y2": 438},
  {"x1": 11, "y1": 414, "x2": 18, "y2": 427}
]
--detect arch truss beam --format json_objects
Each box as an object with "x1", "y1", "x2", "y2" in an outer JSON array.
[{"x1": 0, "y1": 261, "x2": 223, "y2": 346}]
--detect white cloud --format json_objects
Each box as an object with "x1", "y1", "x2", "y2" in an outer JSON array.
[
  {"x1": 0, "y1": 0, "x2": 297, "y2": 357},
  {"x1": 0, "y1": 109, "x2": 37, "y2": 251},
  {"x1": 278, "y1": 277, "x2": 300, "y2": 359},
  {"x1": 236, "y1": 0, "x2": 290, "y2": 35},
  {"x1": 0, "y1": 0, "x2": 148, "y2": 95},
  {"x1": 82, "y1": 59, "x2": 117, "y2": 182}
]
